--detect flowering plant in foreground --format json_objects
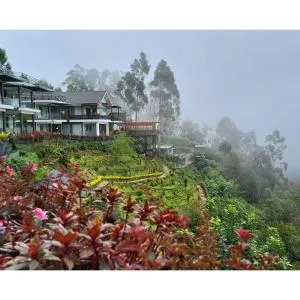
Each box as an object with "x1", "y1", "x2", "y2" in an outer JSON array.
[{"x1": 0, "y1": 158, "x2": 280, "y2": 270}]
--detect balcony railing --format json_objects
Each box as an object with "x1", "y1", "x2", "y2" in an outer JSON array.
[
  {"x1": 3, "y1": 98, "x2": 19, "y2": 107},
  {"x1": 20, "y1": 102, "x2": 35, "y2": 109},
  {"x1": 109, "y1": 112, "x2": 127, "y2": 122},
  {"x1": 19, "y1": 93, "x2": 67, "y2": 102},
  {"x1": 33, "y1": 93, "x2": 67, "y2": 102},
  {"x1": 125, "y1": 129, "x2": 160, "y2": 137},
  {"x1": 2, "y1": 99, "x2": 36, "y2": 109},
  {"x1": 69, "y1": 114, "x2": 111, "y2": 120},
  {"x1": 0, "y1": 69, "x2": 53, "y2": 90},
  {"x1": 36, "y1": 114, "x2": 67, "y2": 120}
]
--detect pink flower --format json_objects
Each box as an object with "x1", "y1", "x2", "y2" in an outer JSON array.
[
  {"x1": 5, "y1": 166, "x2": 14, "y2": 176},
  {"x1": 52, "y1": 183, "x2": 59, "y2": 189},
  {"x1": 0, "y1": 219, "x2": 6, "y2": 227},
  {"x1": 13, "y1": 195, "x2": 23, "y2": 201},
  {"x1": 29, "y1": 163, "x2": 38, "y2": 172},
  {"x1": 33, "y1": 208, "x2": 48, "y2": 221},
  {"x1": 240, "y1": 259, "x2": 252, "y2": 270}
]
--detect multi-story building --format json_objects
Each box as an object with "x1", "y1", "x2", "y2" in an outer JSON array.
[
  {"x1": 1, "y1": 69, "x2": 159, "y2": 154},
  {"x1": 0, "y1": 70, "x2": 52, "y2": 133},
  {"x1": 26, "y1": 91, "x2": 126, "y2": 136},
  {"x1": 0, "y1": 69, "x2": 127, "y2": 136}
]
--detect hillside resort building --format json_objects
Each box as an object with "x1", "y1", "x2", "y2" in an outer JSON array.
[
  {"x1": 0, "y1": 69, "x2": 160, "y2": 153},
  {"x1": 0, "y1": 70, "x2": 128, "y2": 136}
]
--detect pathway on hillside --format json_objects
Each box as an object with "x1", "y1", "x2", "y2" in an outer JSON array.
[
  {"x1": 92, "y1": 164, "x2": 170, "y2": 191},
  {"x1": 91, "y1": 162, "x2": 209, "y2": 212}
]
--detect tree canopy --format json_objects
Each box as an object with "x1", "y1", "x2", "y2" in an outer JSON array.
[
  {"x1": 116, "y1": 51, "x2": 150, "y2": 121},
  {"x1": 180, "y1": 120, "x2": 207, "y2": 144},
  {"x1": 0, "y1": 48, "x2": 12, "y2": 72},
  {"x1": 150, "y1": 59, "x2": 180, "y2": 135}
]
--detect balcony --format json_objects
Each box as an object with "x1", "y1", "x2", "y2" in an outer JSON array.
[
  {"x1": 20, "y1": 102, "x2": 35, "y2": 109},
  {"x1": 2, "y1": 99, "x2": 35, "y2": 109},
  {"x1": 125, "y1": 129, "x2": 160, "y2": 137},
  {"x1": 33, "y1": 93, "x2": 67, "y2": 102},
  {"x1": 3, "y1": 98, "x2": 19, "y2": 108},
  {"x1": 109, "y1": 112, "x2": 126, "y2": 122},
  {"x1": 36, "y1": 113, "x2": 67, "y2": 120},
  {"x1": 69, "y1": 114, "x2": 111, "y2": 120},
  {"x1": 123, "y1": 122, "x2": 160, "y2": 137}
]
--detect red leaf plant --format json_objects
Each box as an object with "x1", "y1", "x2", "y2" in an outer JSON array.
[{"x1": 0, "y1": 158, "x2": 279, "y2": 270}]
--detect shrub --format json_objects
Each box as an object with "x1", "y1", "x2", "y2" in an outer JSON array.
[
  {"x1": 0, "y1": 158, "x2": 280, "y2": 270},
  {"x1": 87, "y1": 172, "x2": 164, "y2": 187}
]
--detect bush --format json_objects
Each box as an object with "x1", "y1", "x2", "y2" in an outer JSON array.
[{"x1": 0, "y1": 158, "x2": 280, "y2": 270}]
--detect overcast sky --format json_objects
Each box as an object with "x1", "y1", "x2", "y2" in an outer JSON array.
[{"x1": 1, "y1": 30, "x2": 299, "y2": 177}]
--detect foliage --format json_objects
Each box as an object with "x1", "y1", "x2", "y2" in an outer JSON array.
[
  {"x1": 265, "y1": 129, "x2": 288, "y2": 170},
  {"x1": 36, "y1": 79, "x2": 54, "y2": 90},
  {"x1": 116, "y1": 52, "x2": 150, "y2": 121},
  {"x1": 62, "y1": 64, "x2": 90, "y2": 92},
  {"x1": 0, "y1": 158, "x2": 280, "y2": 270},
  {"x1": 161, "y1": 135, "x2": 194, "y2": 148},
  {"x1": 7, "y1": 152, "x2": 39, "y2": 171},
  {"x1": 219, "y1": 140, "x2": 232, "y2": 154},
  {"x1": 150, "y1": 59, "x2": 180, "y2": 135},
  {"x1": 88, "y1": 172, "x2": 164, "y2": 187},
  {"x1": 0, "y1": 132, "x2": 11, "y2": 139},
  {"x1": 0, "y1": 48, "x2": 12, "y2": 72},
  {"x1": 62, "y1": 64, "x2": 122, "y2": 92},
  {"x1": 107, "y1": 133, "x2": 136, "y2": 160},
  {"x1": 180, "y1": 120, "x2": 207, "y2": 144}
]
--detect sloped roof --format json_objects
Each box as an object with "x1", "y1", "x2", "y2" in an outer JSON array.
[
  {"x1": 3, "y1": 81, "x2": 53, "y2": 92},
  {"x1": 55, "y1": 91, "x2": 107, "y2": 105}
]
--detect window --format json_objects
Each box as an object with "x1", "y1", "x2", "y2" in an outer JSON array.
[
  {"x1": 100, "y1": 108, "x2": 107, "y2": 116},
  {"x1": 85, "y1": 124, "x2": 95, "y2": 131}
]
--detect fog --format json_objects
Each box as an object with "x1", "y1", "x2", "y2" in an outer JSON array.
[{"x1": 1, "y1": 30, "x2": 299, "y2": 179}]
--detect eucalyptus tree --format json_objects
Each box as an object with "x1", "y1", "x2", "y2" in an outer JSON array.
[
  {"x1": 150, "y1": 59, "x2": 180, "y2": 135},
  {"x1": 116, "y1": 51, "x2": 150, "y2": 121}
]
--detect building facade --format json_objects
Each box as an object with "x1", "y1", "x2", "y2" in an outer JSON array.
[
  {"x1": 0, "y1": 69, "x2": 159, "y2": 155},
  {"x1": 0, "y1": 69, "x2": 126, "y2": 137},
  {"x1": 0, "y1": 70, "x2": 52, "y2": 134},
  {"x1": 24, "y1": 91, "x2": 126, "y2": 137}
]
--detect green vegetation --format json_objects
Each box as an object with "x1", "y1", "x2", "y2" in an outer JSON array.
[{"x1": 10, "y1": 129, "x2": 300, "y2": 269}]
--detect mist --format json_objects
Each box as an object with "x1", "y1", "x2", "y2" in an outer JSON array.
[{"x1": 0, "y1": 30, "x2": 299, "y2": 179}]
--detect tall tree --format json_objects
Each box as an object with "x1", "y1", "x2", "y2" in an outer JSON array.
[
  {"x1": 36, "y1": 79, "x2": 54, "y2": 90},
  {"x1": 62, "y1": 65, "x2": 124, "y2": 104},
  {"x1": 63, "y1": 64, "x2": 89, "y2": 92},
  {"x1": 150, "y1": 59, "x2": 180, "y2": 135},
  {"x1": 85, "y1": 68, "x2": 100, "y2": 91},
  {"x1": 116, "y1": 52, "x2": 150, "y2": 121},
  {"x1": 215, "y1": 117, "x2": 241, "y2": 147},
  {"x1": 180, "y1": 120, "x2": 206, "y2": 144},
  {"x1": 0, "y1": 48, "x2": 12, "y2": 72},
  {"x1": 265, "y1": 129, "x2": 287, "y2": 168}
]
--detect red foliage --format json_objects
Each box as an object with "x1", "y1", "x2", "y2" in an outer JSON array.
[
  {"x1": 0, "y1": 158, "x2": 279, "y2": 270},
  {"x1": 235, "y1": 229, "x2": 255, "y2": 242}
]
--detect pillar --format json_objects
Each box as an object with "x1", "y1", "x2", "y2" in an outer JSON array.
[
  {"x1": 18, "y1": 86, "x2": 23, "y2": 134},
  {"x1": 0, "y1": 83, "x2": 5, "y2": 132},
  {"x1": 31, "y1": 91, "x2": 35, "y2": 132},
  {"x1": 0, "y1": 82, "x2": 4, "y2": 104},
  {"x1": 105, "y1": 123, "x2": 109, "y2": 137},
  {"x1": 81, "y1": 122, "x2": 84, "y2": 136},
  {"x1": 2, "y1": 112, "x2": 5, "y2": 132},
  {"x1": 96, "y1": 122, "x2": 100, "y2": 136}
]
